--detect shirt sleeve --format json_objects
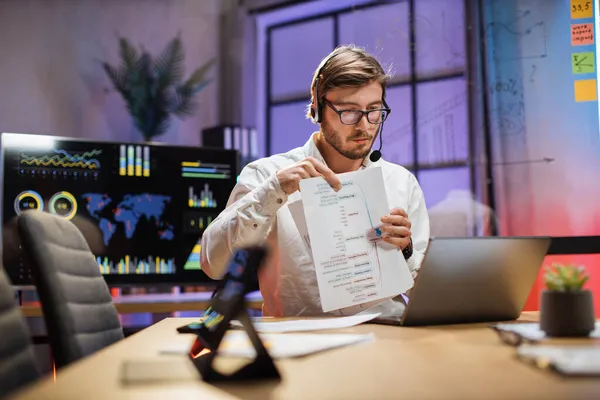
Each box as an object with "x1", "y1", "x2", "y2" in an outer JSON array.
[
  {"x1": 406, "y1": 173, "x2": 430, "y2": 278},
  {"x1": 200, "y1": 162, "x2": 288, "y2": 279}
]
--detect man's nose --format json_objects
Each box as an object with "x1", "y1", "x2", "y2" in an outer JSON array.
[{"x1": 357, "y1": 114, "x2": 370, "y2": 130}]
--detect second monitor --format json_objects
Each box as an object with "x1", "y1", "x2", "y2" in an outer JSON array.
[{"x1": 1, "y1": 132, "x2": 239, "y2": 286}]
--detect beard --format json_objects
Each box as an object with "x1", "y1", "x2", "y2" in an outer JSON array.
[{"x1": 321, "y1": 121, "x2": 375, "y2": 160}]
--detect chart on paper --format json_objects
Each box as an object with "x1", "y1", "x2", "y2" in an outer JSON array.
[{"x1": 299, "y1": 167, "x2": 414, "y2": 312}]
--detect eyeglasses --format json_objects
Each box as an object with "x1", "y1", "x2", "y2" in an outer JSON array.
[
  {"x1": 490, "y1": 324, "x2": 537, "y2": 347},
  {"x1": 323, "y1": 99, "x2": 391, "y2": 125}
]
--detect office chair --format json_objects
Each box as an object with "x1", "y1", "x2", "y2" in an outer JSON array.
[
  {"x1": 0, "y1": 265, "x2": 41, "y2": 397},
  {"x1": 17, "y1": 211, "x2": 124, "y2": 369}
]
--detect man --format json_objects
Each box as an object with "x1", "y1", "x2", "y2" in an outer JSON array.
[{"x1": 201, "y1": 45, "x2": 430, "y2": 317}]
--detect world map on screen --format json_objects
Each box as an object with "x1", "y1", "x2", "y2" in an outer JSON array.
[{"x1": 82, "y1": 193, "x2": 174, "y2": 246}]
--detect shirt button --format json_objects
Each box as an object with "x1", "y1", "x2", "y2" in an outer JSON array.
[{"x1": 276, "y1": 198, "x2": 283, "y2": 204}]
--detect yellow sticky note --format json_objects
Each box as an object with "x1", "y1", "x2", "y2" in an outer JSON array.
[
  {"x1": 571, "y1": 0, "x2": 593, "y2": 19},
  {"x1": 574, "y1": 79, "x2": 597, "y2": 102}
]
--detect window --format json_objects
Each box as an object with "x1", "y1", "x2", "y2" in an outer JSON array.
[{"x1": 265, "y1": 0, "x2": 478, "y2": 235}]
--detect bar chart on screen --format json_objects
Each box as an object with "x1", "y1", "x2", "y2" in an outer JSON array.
[
  {"x1": 188, "y1": 184, "x2": 217, "y2": 208},
  {"x1": 96, "y1": 255, "x2": 175, "y2": 274},
  {"x1": 180, "y1": 161, "x2": 231, "y2": 179},
  {"x1": 183, "y1": 211, "x2": 215, "y2": 234},
  {"x1": 119, "y1": 145, "x2": 151, "y2": 177}
]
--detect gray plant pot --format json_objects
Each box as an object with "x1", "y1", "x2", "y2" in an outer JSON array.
[{"x1": 540, "y1": 290, "x2": 595, "y2": 337}]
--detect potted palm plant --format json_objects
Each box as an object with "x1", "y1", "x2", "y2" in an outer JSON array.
[
  {"x1": 540, "y1": 263, "x2": 595, "y2": 337},
  {"x1": 102, "y1": 34, "x2": 215, "y2": 142}
]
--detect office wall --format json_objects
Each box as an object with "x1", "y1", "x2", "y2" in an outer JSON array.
[
  {"x1": 485, "y1": 0, "x2": 600, "y2": 314},
  {"x1": 0, "y1": 0, "x2": 220, "y2": 145}
]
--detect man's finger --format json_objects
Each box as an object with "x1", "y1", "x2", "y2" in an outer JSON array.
[
  {"x1": 300, "y1": 160, "x2": 322, "y2": 178},
  {"x1": 296, "y1": 168, "x2": 311, "y2": 179},
  {"x1": 383, "y1": 236, "x2": 411, "y2": 250},
  {"x1": 309, "y1": 158, "x2": 342, "y2": 190},
  {"x1": 390, "y1": 208, "x2": 408, "y2": 218},
  {"x1": 381, "y1": 215, "x2": 411, "y2": 229},
  {"x1": 382, "y1": 225, "x2": 411, "y2": 237}
]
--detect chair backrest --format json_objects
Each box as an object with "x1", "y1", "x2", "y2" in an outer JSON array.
[
  {"x1": 0, "y1": 266, "x2": 40, "y2": 396},
  {"x1": 17, "y1": 211, "x2": 124, "y2": 369}
]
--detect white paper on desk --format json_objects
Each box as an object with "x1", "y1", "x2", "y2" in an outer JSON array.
[
  {"x1": 222, "y1": 331, "x2": 374, "y2": 358},
  {"x1": 518, "y1": 344, "x2": 600, "y2": 375},
  {"x1": 299, "y1": 167, "x2": 414, "y2": 312},
  {"x1": 160, "y1": 331, "x2": 374, "y2": 359},
  {"x1": 495, "y1": 322, "x2": 600, "y2": 341},
  {"x1": 231, "y1": 312, "x2": 380, "y2": 333}
]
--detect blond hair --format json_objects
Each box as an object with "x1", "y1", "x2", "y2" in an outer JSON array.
[{"x1": 306, "y1": 45, "x2": 391, "y2": 122}]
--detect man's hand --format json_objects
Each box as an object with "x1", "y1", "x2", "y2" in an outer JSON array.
[
  {"x1": 276, "y1": 157, "x2": 342, "y2": 195},
  {"x1": 380, "y1": 208, "x2": 412, "y2": 250}
]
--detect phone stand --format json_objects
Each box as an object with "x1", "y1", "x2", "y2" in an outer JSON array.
[{"x1": 188, "y1": 247, "x2": 281, "y2": 382}]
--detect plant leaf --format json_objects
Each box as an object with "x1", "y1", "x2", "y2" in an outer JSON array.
[
  {"x1": 102, "y1": 62, "x2": 128, "y2": 93},
  {"x1": 185, "y1": 58, "x2": 216, "y2": 89},
  {"x1": 154, "y1": 35, "x2": 185, "y2": 88},
  {"x1": 544, "y1": 263, "x2": 589, "y2": 292},
  {"x1": 169, "y1": 84, "x2": 195, "y2": 116},
  {"x1": 119, "y1": 37, "x2": 139, "y2": 70}
]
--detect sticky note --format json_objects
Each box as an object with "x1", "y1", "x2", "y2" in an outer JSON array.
[
  {"x1": 571, "y1": 0, "x2": 593, "y2": 19},
  {"x1": 572, "y1": 52, "x2": 595, "y2": 74},
  {"x1": 571, "y1": 23, "x2": 594, "y2": 45},
  {"x1": 574, "y1": 79, "x2": 597, "y2": 102}
]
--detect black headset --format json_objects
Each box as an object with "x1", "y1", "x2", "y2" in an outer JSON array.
[
  {"x1": 311, "y1": 50, "x2": 343, "y2": 124},
  {"x1": 310, "y1": 48, "x2": 387, "y2": 162}
]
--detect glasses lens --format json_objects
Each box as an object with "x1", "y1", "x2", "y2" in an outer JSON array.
[
  {"x1": 340, "y1": 111, "x2": 362, "y2": 125},
  {"x1": 367, "y1": 110, "x2": 388, "y2": 124}
]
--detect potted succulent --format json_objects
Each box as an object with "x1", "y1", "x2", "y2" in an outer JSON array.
[{"x1": 540, "y1": 263, "x2": 595, "y2": 337}]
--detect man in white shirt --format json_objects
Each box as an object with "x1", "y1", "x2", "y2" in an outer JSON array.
[{"x1": 201, "y1": 45, "x2": 430, "y2": 317}]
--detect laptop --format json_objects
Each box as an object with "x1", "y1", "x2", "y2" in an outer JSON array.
[{"x1": 370, "y1": 236, "x2": 552, "y2": 326}]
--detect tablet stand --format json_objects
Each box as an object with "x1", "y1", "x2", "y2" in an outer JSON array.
[{"x1": 189, "y1": 247, "x2": 281, "y2": 382}]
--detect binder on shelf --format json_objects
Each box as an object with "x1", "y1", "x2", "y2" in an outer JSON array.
[{"x1": 201, "y1": 125, "x2": 259, "y2": 169}]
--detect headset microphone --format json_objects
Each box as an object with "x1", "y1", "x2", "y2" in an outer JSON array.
[{"x1": 369, "y1": 122, "x2": 384, "y2": 162}]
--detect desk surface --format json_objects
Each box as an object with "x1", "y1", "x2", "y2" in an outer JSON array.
[{"x1": 11, "y1": 312, "x2": 600, "y2": 400}]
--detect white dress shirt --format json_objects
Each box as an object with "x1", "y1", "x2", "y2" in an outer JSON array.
[{"x1": 201, "y1": 133, "x2": 431, "y2": 317}]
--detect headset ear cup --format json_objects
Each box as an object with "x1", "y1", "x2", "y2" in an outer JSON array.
[{"x1": 313, "y1": 78, "x2": 320, "y2": 123}]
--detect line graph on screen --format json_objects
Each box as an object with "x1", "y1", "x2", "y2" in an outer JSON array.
[{"x1": 20, "y1": 149, "x2": 102, "y2": 169}]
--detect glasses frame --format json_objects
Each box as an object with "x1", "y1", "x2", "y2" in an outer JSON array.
[
  {"x1": 489, "y1": 324, "x2": 538, "y2": 347},
  {"x1": 323, "y1": 98, "x2": 391, "y2": 125}
]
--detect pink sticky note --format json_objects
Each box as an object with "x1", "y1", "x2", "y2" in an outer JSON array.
[{"x1": 572, "y1": 23, "x2": 594, "y2": 46}]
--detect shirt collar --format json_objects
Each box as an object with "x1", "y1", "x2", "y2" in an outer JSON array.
[{"x1": 302, "y1": 132, "x2": 380, "y2": 170}]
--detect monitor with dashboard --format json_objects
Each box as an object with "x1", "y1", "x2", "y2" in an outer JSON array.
[{"x1": 0, "y1": 132, "x2": 239, "y2": 286}]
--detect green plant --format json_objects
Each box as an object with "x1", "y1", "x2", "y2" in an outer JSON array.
[
  {"x1": 544, "y1": 263, "x2": 589, "y2": 292},
  {"x1": 102, "y1": 34, "x2": 215, "y2": 141}
]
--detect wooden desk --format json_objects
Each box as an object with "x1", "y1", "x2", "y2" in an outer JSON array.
[
  {"x1": 10, "y1": 312, "x2": 600, "y2": 400},
  {"x1": 19, "y1": 291, "x2": 264, "y2": 317}
]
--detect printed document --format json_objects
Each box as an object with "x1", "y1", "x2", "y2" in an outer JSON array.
[
  {"x1": 299, "y1": 167, "x2": 414, "y2": 312},
  {"x1": 232, "y1": 312, "x2": 380, "y2": 333},
  {"x1": 161, "y1": 331, "x2": 375, "y2": 359}
]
